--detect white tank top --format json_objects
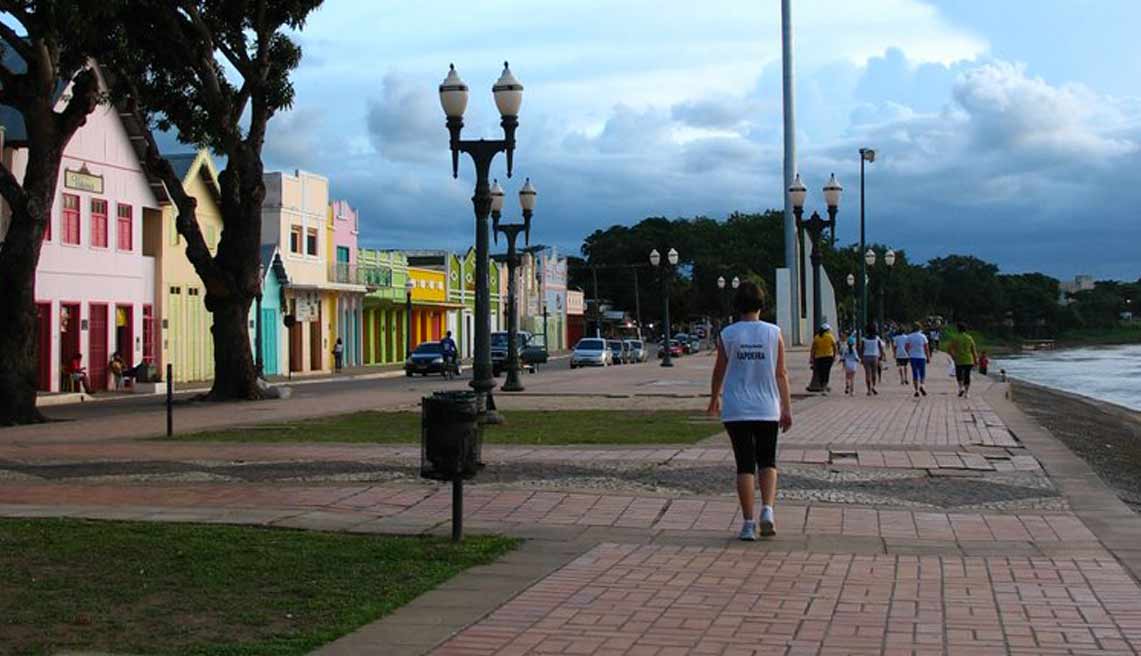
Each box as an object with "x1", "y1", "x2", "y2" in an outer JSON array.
[
  {"x1": 862, "y1": 337, "x2": 880, "y2": 357},
  {"x1": 719, "y1": 320, "x2": 781, "y2": 422}
]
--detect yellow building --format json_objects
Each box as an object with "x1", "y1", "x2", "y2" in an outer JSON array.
[{"x1": 147, "y1": 150, "x2": 224, "y2": 383}]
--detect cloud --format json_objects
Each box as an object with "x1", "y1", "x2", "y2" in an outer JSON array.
[
  {"x1": 263, "y1": 107, "x2": 325, "y2": 170},
  {"x1": 671, "y1": 97, "x2": 762, "y2": 130},
  {"x1": 365, "y1": 73, "x2": 442, "y2": 163}
]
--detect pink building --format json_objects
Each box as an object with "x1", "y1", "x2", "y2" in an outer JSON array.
[
  {"x1": 328, "y1": 199, "x2": 364, "y2": 367},
  {"x1": 0, "y1": 69, "x2": 165, "y2": 392}
]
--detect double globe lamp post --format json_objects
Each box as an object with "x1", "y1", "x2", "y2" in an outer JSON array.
[
  {"x1": 866, "y1": 248, "x2": 896, "y2": 331},
  {"x1": 788, "y1": 172, "x2": 842, "y2": 335},
  {"x1": 650, "y1": 247, "x2": 679, "y2": 367},
  {"x1": 491, "y1": 177, "x2": 537, "y2": 393},
  {"x1": 439, "y1": 62, "x2": 523, "y2": 420},
  {"x1": 717, "y1": 275, "x2": 740, "y2": 328}
]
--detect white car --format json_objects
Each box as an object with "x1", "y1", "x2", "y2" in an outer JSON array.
[
  {"x1": 624, "y1": 339, "x2": 647, "y2": 363},
  {"x1": 570, "y1": 338, "x2": 611, "y2": 368}
]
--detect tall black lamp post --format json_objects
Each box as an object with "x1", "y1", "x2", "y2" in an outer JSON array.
[
  {"x1": 788, "y1": 173, "x2": 842, "y2": 335},
  {"x1": 439, "y1": 62, "x2": 522, "y2": 420},
  {"x1": 405, "y1": 277, "x2": 415, "y2": 359},
  {"x1": 846, "y1": 273, "x2": 856, "y2": 332},
  {"x1": 650, "y1": 248, "x2": 678, "y2": 367},
  {"x1": 872, "y1": 248, "x2": 895, "y2": 330},
  {"x1": 491, "y1": 178, "x2": 536, "y2": 393},
  {"x1": 858, "y1": 147, "x2": 875, "y2": 340}
]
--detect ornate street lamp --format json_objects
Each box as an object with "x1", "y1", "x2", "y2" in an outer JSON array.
[
  {"x1": 881, "y1": 249, "x2": 895, "y2": 329},
  {"x1": 650, "y1": 247, "x2": 679, "y2": 367},
  {"x1": 789, "y1": 173, "x2": 841, "y2": 336},
  {"x1": 440, "y1": 62, "x2": 523, "y2": 421},
  {"x1": 493, "y1": 178, "x2": 537, "y2": 393},
  {"x1": 717, "y1": 276, "x2": 727, "y2": 329},
  {"x1": 789, "y1": 173, "x2": 808, "y2": 321}
]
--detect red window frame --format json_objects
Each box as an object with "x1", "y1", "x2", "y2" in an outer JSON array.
[
  {"x1": 116, "y1": 203, "x2": 133, "y2": 251},
  {"x1": 62, "y1": 194, "x2": 80, "y2": 245},
  {"x1": 142, "y1": 304, "x2": 156, "y2": 365},
  {"x1": 90, "y1": 198, "x2": 108, "y2": 248}
]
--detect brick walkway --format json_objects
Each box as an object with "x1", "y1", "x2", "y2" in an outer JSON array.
[
  {"x1": 5, "y1": 350, "x2": 1141, "y2": 655},
  {"x1": 436, "y1": 543, "x2": 1141, "y2": 656}
]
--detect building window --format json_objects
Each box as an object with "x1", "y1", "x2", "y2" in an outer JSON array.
[
  {"x1": 90, "y1": 198, "x2": 108, "y2": 248},
  {"x1": 170, "y1": 286, "x2": 181, "y2": 295},
  {"x1": 62, "y1": 194, "x2": 80, "y2": 245},
  {"x1": 116, "y1": 203, "x2": 133, "y2": 251},
  {"x1": 142, "y1": 304, "x2": 156, "y2": 365},
  {"x1": 290, "y1": 225, "x2": 302, "y2": 253},
  {"x1": 306, "y1": 227, "x2": 318, "y2": 256},
  {"x1": 188, "y1": 288, "x2": 199, "y2": 296}
]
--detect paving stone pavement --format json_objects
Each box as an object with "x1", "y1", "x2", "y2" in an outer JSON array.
[{"x1": 5, "y1": 349, "x2": 1141, "y2": 655}]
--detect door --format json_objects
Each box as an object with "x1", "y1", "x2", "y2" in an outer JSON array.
[
  {"x1": 336, "y1": 246, "x2": 350, "y2": 283},
  {"x1": 289, "y1": 322, "x2": 302, "y2": 372},
  {"x1": 35, "y1": 303, "x2": 51, "y2": 391},
  {"x1": 115, "y1": 304, "x2": 133, "y2": 368},
  {"x1": 309, "y1": 305, "x2": 322, "y2": 371},
  {"x1": 59, "y1": 303, "x2": 80, "y2": 390},
  {"x1": 260, "y1": 308, "x2": 279, "y2": 375},
  {"x1": 88, "y1": 303, "x2": 108, "y2": 391}
]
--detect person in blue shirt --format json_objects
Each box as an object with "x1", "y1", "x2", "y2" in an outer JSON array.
[{"x1": 440, "y1": 331, "x2": 458, "y2": 371}]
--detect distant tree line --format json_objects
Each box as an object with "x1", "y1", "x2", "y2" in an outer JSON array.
[{"x1": 569, "y1": 211, "x2": 1139, "y2": 338}]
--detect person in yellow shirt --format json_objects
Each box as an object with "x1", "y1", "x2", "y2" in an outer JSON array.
[
  {"x1": 947, "y1": 322, "x2": 979, "y2": 398},
  {"x1": 809, "y1": 323, "x2": 838, "y2": 394}
]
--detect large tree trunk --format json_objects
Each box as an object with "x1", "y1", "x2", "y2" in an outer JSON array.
[
  {"x1": 0, "y1": 136, "x2": 66, "y2": 426},
  {"x1": 0, "y1": 206, "x2": 47, "y2": 425},
  {"x1": 207, "y1": 295, "x2": 260, "y2": 400}
]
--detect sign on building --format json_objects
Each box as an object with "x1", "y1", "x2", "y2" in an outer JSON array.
[
  {"x1": 294, "y1": 291, "x2": 320, "y2": 322},
  {"x1": 566, "y1": 290, "x2": 584, "y2": 316}
]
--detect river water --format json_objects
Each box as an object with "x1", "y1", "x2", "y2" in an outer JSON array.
[{"x1": 996, "y1": 344, "x2": 1141, "y2": 412}]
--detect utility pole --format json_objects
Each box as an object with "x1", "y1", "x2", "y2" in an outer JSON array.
[
  {"x1": 781, "y1": 0, "x2": 801, "y2": 346},
  {"x1": 591, "y1": 265, "x2": 601, "y2": 338}
]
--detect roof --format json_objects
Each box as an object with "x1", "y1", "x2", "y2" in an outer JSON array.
[
  {"x1": 161, "y1": 150, "x2": 221, "y2": 206},
  {"x1": 260, "y1": 244, "x2": 290, "y2": 287},
  {"x1": 165, "y1": 153, "x2": 199, "y2": 181}
]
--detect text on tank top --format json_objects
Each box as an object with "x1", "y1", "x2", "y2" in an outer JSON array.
[{"x1": 719, "y1": 320, "x2": 781, "y2": 422}]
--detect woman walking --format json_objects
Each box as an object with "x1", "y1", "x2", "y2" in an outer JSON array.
[
  {"x1": 947, "y1": 322, "x2": 979, "y2": 398},
  {"x1": 842, "y1": 335, "x2": 860, "y2": 395},
  {"x1": 708, "y1": 282, "x2": 793, "y2": 541},
  {"x1": 906, "y1": 322, "x2": 931, "y2": 398},
  {"x1": 858, "y1": 324, "x2": 881, "y2": 395},
  {"x1": 810, "y1": 323, "x2": 837, "y2": 394}
]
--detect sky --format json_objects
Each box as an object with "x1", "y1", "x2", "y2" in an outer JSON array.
[{"x1": 252, "y1": 0, "x2": 1141, "y2": 280}]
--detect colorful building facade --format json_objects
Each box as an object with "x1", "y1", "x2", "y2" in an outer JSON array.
[
  {"x1": 1, "y1": 69, "x2": 165, "y2": 392},
  {"x1": 153, "y1": 150, "x2": 224, "y2": 384},
  {"x1": 328, "y1": 200, "x2": 364, "y2": 368},
  {"x1": 359, "y1": 248, "x2": 406, "y2": 365}
]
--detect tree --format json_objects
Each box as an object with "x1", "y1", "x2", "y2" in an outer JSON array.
[
  {"x1": 0, "y1": 3, "x2": 118, "y2": 425},
  {"x1": 106, "y1": 0, "x2": 322, "y2": 400}
]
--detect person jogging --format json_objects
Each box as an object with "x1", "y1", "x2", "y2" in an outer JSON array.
[
  {"x1": 905, "y1": 322, "x2": 931, "y2": 398},
  {"x1": 708, "y1": 281, "x2": 793, "y2": 541},
  {"x1": 947, "y1": 322, "x2": 979, "y2": 398},
  {"x1": 892, "y1": 329, "x2": 910, "y2": 386},
  {"x1": 440, "y1": 330, "x2": 459, "y2": 374}
]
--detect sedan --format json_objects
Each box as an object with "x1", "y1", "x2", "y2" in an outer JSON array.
[
  {"x1": 657, "y1": 339, "x2": 684, "y2": 359},
  {"x1": 624, "y1": 339, "x2": 647, "y2": 363},
  {"x1": 607, "y1": 340, "x2": 627, "y2": 365},
  {"x1": 405, "y1": 342, "x2": 449, "y2": 376},
  {"x1": 570, "y1": 338, "x2": 611, "y2": 368}
]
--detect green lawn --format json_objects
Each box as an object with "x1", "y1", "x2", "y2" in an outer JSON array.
[
  {"x1": 0, "y1": 519, "x2": 517, "y2": 656},
  {"x1": 173, "y1": 410, "x2": 721, "y2": 445}
]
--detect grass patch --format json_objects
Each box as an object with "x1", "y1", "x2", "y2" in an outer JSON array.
[
  {"x1": 172, "y1": 410, "x2": 720, "y2": 445},
  {"x1": 0, "y1": 518, "x2": 517, "y2": 656},
  {"x1": 1058, "y1": 324, "x2": 1141, "y2": 346}
]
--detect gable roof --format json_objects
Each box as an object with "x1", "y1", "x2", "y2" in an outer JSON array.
[
  {"x1": 260, "y1": 244, "x2": 290, "y2": 287},
  {"x1": 161, "y1": 149, "x2": 221, "y2": 207}
]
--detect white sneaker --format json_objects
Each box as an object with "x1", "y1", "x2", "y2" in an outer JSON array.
[
  {"x1": 759, "y1": 507, "x2": 775, "y2": 537},
  {"x1": 738, "y1": 520, "x2": 757, "y2": 541}
]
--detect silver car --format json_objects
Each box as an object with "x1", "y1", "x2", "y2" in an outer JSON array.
[
  {"x1": 570, "y1": 338, "x2": 611, "y2": 368},
  {"x1": 624, "y1": 339, "x2": 647, "y2": 363}
]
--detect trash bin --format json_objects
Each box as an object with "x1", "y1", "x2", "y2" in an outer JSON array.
[{"x1": 420, "y1": 390, "x2": 483, "y2": 481}]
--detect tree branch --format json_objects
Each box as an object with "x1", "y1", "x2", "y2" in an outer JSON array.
[
  {"x1": 55, "y1": 67, "x2": 100, "y2": 141},
  {"x1": 0, "y1": 15, "x2": 33, "y2": 63},
  {"x1": 0, "y1": 159, "x2": 28, "y2": 214}
]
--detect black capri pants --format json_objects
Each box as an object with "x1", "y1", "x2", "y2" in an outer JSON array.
[{"x1": 725, "y1": 421, "x2": 780, "y2": 474}]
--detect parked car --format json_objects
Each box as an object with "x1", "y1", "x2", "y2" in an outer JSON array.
[
  {"x1": 658, "y1": 339, "x2": 684, "y2": 359},
  {"x1": 491, "y1": 331, "x2": 540, "y2": 376},
  {"x1": 405, "y1": 341, "x2": 450, "y2": 376},
  {"x1": 624, "y1": 339, "x2": 647, "y2": 363},
  {"x1": 522, "y1": 335, "x2": 549, "y2": 369},
  {"x1": 570, "y1": 338, "x2": 611, "y2": 368},
  {"x1": 674, "y1": 333, "x2": 692, "y2": 354},
  {"x1": 688, "y1": 336, "x2": 701, "y2": 353}
]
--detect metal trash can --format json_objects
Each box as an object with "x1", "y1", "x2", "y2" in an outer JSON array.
[{"x1": 420, "y1": 390, "x2": 484, "y2": 481}]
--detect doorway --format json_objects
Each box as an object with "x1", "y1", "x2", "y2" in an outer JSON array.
[
  {"x1": 35, "y1": 303, "x2": 51, "y2": 391},
  {"x1": 59, "y1": 303, "x2": 80, "y2": 391},
  {"x1": 88, "y1": 303, "x2": 108, "y2": 391},
  {"x1": 309, "y1": 305, "x2": 322, "y2": 371},
  {"x1": 115, "y1": 304, "x2": 134, "y2": 367}
]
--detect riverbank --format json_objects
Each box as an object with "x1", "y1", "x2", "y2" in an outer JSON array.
[{"x1": 1010, "y1": 380, "x2": 1141, "y2": 510}]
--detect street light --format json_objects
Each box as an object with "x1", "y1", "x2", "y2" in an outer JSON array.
[
  {"x1": 789, "y1": 173, "x2": 808, "y2": 321},
  {"x1": 789, "y1": 173, "x2": 842, "y2": 339},
  {"x1": 493, "y1": 178, "x2": 537, "y2": 393},
  {"x1": 405, "y1": 277, "x2": 415, "y2": 360},
  {"x1": 440, "y1": 61, "x2": 523, "y2": 421},
  {"x1": 650, "y1": 247, "x2": 678, "y2": 367},
  {"x1": 882, "y1": 249, "x2": 895, "y2": 329},
  {"x1": 858, "y1": 147, "x2": 876, "y2": 341},
  {"x1": 717, "y1": 276, "x2": 727, "y2": 329}
]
